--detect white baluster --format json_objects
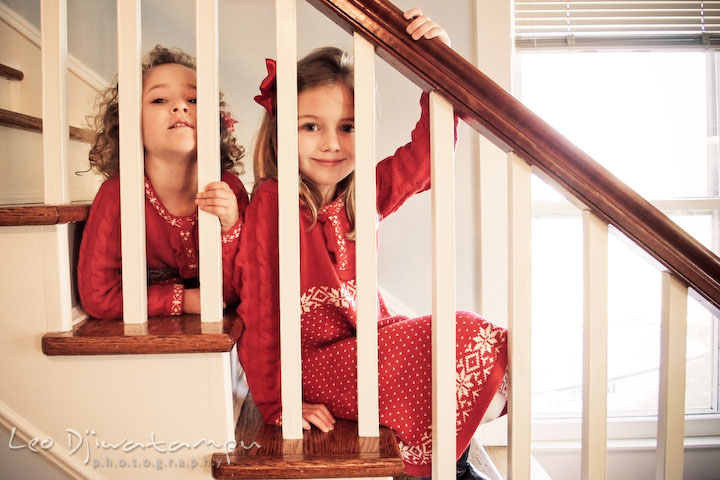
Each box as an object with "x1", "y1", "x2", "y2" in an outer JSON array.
[
  {"x1": 581, "y1": 210, "x2": 608, "y2": 480},
  {"x1": 430, "y1": 91, "x2": 456, "y2": 479},
  {"x1": 353, "y1": 32, "x2": 380, "y2": 438},
  {"x1": 196, "y1": 0, "x2": 223, "y2": 323},
  {"x1": 117, "y1": 0, "x2": 147, "y2": 324},
  {"x1": 41, "y1": 0, "x2": 69, "y2": 206},
  {"x1": 656, "y1": 271, "x2": 688, "y2": 480},
  {"x1": 473, "y1": 0, "x2": 512, "y2": 446},
  {"x1": 474, "y1": 0, "x2": 510, "y2": 329},
  {"x1": 40, "y1": 0, "x2": 72, "y2": 331},
  {"x1": 276, "y1": 0, "x2": 303, "y2": 440},
  {"x1": 507, "y1": 152, "x2": 531, "y2": 480}
]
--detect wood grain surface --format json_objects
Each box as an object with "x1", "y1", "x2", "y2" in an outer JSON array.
[
  {"x1": 0, "y1": 63, "x2": 24, "y2": 81},
  {"x1": 42, "y1": 313, "x2": 239, "y2": 355},
  {"x1": 211, "y1": 395, "x2": 404, "y2": 479},
  {"x1": 0, "y1": 203, "x2": 90, "y2": 226},
  {"x1": 0, "y1": 107, "x2": 94, "y2": 143}
]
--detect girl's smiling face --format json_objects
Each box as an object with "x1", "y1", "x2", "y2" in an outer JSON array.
[
  {"x1": 141, "y1": 63, "x2": 197, "y2": 161},
  {"x1": 297, "y1": 82, "x2": 355, "y2": 204}
]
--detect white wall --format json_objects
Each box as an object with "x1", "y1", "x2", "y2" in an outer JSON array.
[{"x1": 0, "y1": 2, "x2": 100, "y2": 203}]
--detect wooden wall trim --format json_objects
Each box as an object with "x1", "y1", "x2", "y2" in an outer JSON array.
[
  {"x1": 0, "y1": 203, "x2": 90, "y2": 226},
  {"x1": 0, "y1": 108, "x2": 94, "y2": 143},
  {"x1": 308, "y1": 0, "x2": 720, "y2": 312},
  {"x1": 0, "y1": 63, "x2": 24, "y2": 81}
]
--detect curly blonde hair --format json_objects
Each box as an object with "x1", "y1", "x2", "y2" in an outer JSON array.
[
  {"x1": 254, "y1": 46, "x2": 355, "y2": 236},
  {"x1": 87, "y1": 45, "x2": 244, "y2": 179}
]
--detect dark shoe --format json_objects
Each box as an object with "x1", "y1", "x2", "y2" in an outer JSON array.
[
  {"x1": 414, "y1": 446, "x2": 490, "y2": 480},
  {"x1": 456, "y1": 446, "x2": 491, "y2": 480}
]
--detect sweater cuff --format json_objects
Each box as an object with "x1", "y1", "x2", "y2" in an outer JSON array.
[
  {"x1": 170, "y1": 284, "x2": 184, "y2": 315},
  {"x1": 222, "y1": 218, "x2": 243, "y2": 245}
]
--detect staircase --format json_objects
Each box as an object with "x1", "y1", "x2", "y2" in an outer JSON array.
[{"x1": 2, "y1": 0, "x2": 719, "y2": 479}]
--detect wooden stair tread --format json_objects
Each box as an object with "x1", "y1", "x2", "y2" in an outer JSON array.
[
  {"x1": 42, "y1": 313, "x2": 239, "y2": 356},
  {"x1": 0, "y1": 202, "x2": 90, "y2": 226},
  {"x1": 0, "y1": 63, "x2": 24, "y2": 81},
  {"x1": 212, "y1": 395, "x2": 404, "y2": 479},
  {"x1": 0, "y1": 107, "x2": 94, "y2": 143}
]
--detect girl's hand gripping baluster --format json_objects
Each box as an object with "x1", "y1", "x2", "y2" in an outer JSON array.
[{"x1": 196, "y1": 181, "x2": 240, "y2": 232}]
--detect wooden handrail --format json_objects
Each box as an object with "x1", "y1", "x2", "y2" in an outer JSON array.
[
  {"x1": 0, "y1": 63, "x2": 23, "y2": 81},
  {"x1": 0, "y1": 203, "x2": 90, "y2": 226},
  {"x1": 0, "y1": 108, "x2": 94, "y2": 143},
  {"x1": 308, "y1": 0, "x2": 720, "y2": 313}
]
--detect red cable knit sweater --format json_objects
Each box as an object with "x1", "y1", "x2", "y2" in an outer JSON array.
[{"x1": 78, "y1": 171, "x2": 249, "y2": 319}]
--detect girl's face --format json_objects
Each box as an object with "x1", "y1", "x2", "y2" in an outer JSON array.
[
  {"x1": 297, "y1": 82, "x2": 355, "y2": 203},
  {"x1": 141, "y1": 63, "x2": 197, "y2": 161}
]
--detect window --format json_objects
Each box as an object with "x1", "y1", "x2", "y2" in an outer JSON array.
[{"x1": 519, "y1": 49, "x2": 720, "y2": 422}]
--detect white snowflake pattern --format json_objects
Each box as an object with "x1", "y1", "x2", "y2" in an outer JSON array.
[
  {"x1": 455, "y1": 323, "x2": 507, "y2": 428},
  {"x1": 300, "y1": 280, "x2": 356, "y2": 313},
  {"x1": 145, "y1": 178, "x2": 196, "y2": 228},
  {"x1": 398, "y1": 429, "x2": 432, "y2": 466},
  {"x1": 319, "y1": 200, "x2": 349, "y2": 272},
  {"x1": 171, "y1": 284, "x2": 183, "y2": 315}
]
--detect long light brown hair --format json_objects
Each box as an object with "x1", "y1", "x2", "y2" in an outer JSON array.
[
  {"x1": 253, "y1": 46, "x2": 356, "y2": 236},
  {"x1": 87, "y1": 45, "x2": 244, "y2": 179}
]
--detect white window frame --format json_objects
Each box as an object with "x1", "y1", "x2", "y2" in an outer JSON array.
[{"x1": 518, "y1": 50, "x2": 720, "y2": 444}]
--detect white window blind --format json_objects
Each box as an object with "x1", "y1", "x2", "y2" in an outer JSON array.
[{"x1": 515, "y1": 1, "x2": 720, "y2": 48}]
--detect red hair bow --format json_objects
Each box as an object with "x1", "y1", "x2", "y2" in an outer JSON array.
[
  {"x1": 254, "y1": 58, "x2": 276, "y2": 116},
  {"x1": 221, "y1": 111, "x2": 237, "y2": 132}
]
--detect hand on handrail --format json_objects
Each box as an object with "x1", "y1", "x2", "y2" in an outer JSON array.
[{"x1": 403, "y1": 8, "x2": 451, "y2": 47}]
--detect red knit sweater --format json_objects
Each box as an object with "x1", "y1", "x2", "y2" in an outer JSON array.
[{"x1": 78, "y1": 171, "x2": 249, "y2": 319}]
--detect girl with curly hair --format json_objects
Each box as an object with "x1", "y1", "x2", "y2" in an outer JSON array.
[{"x1": 78, "y1": 45, "x2": 249, "y2": 319}]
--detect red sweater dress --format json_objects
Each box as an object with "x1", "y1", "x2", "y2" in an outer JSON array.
[
  {"x1": 233, "y1": 94, "x2": 507, "y2": 476},
  {"x1": 78, "y1": 171, "x2": 249, "y2": 320}
]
